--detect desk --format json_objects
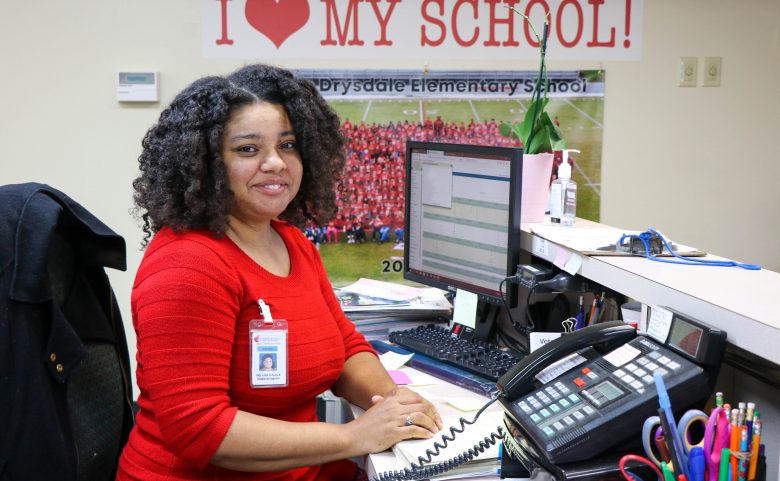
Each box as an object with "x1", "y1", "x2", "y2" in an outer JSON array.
[
  {"x1": 519, "y1": 218, "x2": 780, "y2": 479},
  {"x1": 346, "y1": 366, "x2": 524, "y2": 480}
]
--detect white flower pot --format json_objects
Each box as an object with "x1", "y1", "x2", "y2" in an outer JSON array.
[{"x1": 520, "y1": 152, "x2": 554, "y2": 223}]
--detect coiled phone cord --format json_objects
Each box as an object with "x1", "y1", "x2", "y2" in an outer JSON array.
[
  {"x1": 371, "y1": 395, "x2": 504, "y2": 481},
  {"x1": 619, "y1": 228, "x2": 761, "y2": 270}
]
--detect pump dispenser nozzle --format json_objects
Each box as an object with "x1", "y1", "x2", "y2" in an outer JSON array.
[{"x1": 558, "y1": 149, "x2": 580, "y2": 179}]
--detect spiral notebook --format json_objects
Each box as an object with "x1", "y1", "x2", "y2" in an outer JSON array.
[{"x1": 390, "y1": 410, "x2": 503, "y2": 479}]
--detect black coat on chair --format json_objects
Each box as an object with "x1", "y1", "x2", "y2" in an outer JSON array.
[{"x1": 0, "y1": 183, "x2": 134, "y2": 481}]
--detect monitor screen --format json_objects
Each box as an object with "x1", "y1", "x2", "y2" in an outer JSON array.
[{"x1": 403, "y1": 141, "x2": 523, "y2": 307}]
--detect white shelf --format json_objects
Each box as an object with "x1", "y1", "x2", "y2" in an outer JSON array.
[{"x1": 520, "y1": 220, "x2": 780, "y2": 366}]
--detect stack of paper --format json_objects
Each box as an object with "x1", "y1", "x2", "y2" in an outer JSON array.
[{"x1": 335, "y1": 278, "x2": 452, "y2": 334}]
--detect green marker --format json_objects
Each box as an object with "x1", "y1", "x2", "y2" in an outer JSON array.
[
  {"x1": 718, "y1": 448, "x2": 731, "y2": 481},
  {"x1": 661, "y1": 461, "x2": 675, "y2": 481}
]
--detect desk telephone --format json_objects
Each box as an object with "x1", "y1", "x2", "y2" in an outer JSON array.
[
  {"x1": 372, "y1": 314, "x2": 725, "y2": 481},
  {"x1": 497, "y1": 314, "x2": 726, "y2": 475}
]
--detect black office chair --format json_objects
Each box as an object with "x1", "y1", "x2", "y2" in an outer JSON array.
[{"x1": 0, "y1": 183, "x2": 134, "y2": 481}]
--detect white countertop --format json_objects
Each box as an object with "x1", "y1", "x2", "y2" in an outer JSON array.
[{"x1": 520, "y1": 218, "x2": 780, "y2": 365}]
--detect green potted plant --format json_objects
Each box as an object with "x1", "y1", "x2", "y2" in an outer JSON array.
[
  {"x1": 499, "y1": 9, "x2": 566, "y2": 154},
  {"x1": 499, "y1": 9, "x2": 567, "y2": 223}
]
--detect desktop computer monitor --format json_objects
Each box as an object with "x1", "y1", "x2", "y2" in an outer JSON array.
[{"x1": 403, "y1": 141, "x2": 523, "y2": 308}]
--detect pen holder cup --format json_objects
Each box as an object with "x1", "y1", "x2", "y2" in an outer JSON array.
[{"x1": 520, "y1": 152, "x2": 554, "y2": 223}]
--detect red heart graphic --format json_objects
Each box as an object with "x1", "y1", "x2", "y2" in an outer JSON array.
[{"x1": 245, "y1": 0, "x2": 310, "y2": 49}]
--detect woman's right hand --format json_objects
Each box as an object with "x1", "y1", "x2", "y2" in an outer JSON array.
[{"x1": 345, "y1": 389, "x2": 440, "y2": 454}]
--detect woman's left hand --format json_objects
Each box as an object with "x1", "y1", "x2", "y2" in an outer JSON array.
[{"x1": 371, "y1": 386, "x2": 444, "y2": 433}]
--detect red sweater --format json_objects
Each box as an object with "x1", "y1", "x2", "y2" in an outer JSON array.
[{"x1": 117, "y1": 221, "x2": 373, "y2": 480}]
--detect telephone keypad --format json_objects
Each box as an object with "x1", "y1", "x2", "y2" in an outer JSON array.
[{"x1": 554, "y1": 381, "x2": 570, "y2": 393}]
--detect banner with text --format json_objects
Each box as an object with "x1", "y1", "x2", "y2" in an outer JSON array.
[
  {"x1": 295, "y1": 69, "x2": 601, "y2": 98},
  {"x1": 203, "y1": 0, "x2": 643, "y2": 61}
]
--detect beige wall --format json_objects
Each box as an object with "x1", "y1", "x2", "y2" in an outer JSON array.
[{"x1": 2, "y1": 1, "x2": 779, "y2": 393}]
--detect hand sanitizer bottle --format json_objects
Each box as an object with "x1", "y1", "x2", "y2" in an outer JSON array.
[{"x1": 550, "y1": 149, "x2": 579, "y2": 226}]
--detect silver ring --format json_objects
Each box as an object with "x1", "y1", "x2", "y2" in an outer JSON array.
[{"x1": 405, "y1": 415, "x2": 413, "y2": 426}]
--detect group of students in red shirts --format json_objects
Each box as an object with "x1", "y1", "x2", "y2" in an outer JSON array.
[{"x1": 303, "y1": 116, "x2": 523, "y2": 246}]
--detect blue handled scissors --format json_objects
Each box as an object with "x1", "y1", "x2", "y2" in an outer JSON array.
[{"x1": 642, "y1": 409, "x2": 709, "y2": 472}]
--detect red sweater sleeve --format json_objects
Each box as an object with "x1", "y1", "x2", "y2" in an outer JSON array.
[{"x1": 132, "y1": 234, "x2": 239, "y2": 468}]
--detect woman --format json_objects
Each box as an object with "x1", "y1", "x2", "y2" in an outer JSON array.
[{"x1": 118, "y1": 64, "x2": 442, "y2": 480}]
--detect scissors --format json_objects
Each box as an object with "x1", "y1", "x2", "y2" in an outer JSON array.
[
  {"x1": 642, "y1": 409, "x2": 709, "y2": 475},
  {"x1": 703, "y1": 407, "x2": 730, "y2": 481}
]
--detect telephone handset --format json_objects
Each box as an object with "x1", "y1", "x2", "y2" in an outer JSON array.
[
  {"x1": 497, "y1": 313, "x2": 726, "y2": 471},
  {"x1": 497, "y1": 321, "x2": 636, "y2": 399}
]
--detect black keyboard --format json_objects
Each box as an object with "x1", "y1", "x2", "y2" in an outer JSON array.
[{"x1": 388, "y1": 324, "x2": 524, "y2": 382}]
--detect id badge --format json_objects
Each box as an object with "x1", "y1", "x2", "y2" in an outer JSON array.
[{"x1": 249, "y1": 300, "x2": 288, "y2": 388}]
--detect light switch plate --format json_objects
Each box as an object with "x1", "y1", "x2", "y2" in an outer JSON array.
[
  {"x1": 703, "y1": 57, "x2": 722, "y2": 87},
  {"x1": 678, "y1": 57, "x2": 697, "y2": 87}
]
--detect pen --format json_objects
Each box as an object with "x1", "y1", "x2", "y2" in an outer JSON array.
[
  {"x1": 574, "y1": 296, "x2": 585, "y2": 330},
  {"x1": 718, "y1": 448, "x2": 731, "y2": 481},
  {"x1": 737, "y1": 425, "x2": 749, "y2": 481},
  {"x1": 655, "y1": 374, "x2": 690, "y2": 481},
  {"x1": 747, "y1": 418, "x2": 761, "y2": 480}
]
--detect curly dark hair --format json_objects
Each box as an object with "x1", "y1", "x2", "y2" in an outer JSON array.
[{"x1": 132, "y1": 64, "x2": 345, "y2": 246}]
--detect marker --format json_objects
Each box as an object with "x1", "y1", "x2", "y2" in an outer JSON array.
[
  {"x1": 661, "y1": 461, "x2": 676, "y2": 481},
  {"x1": 718, "y1": 448, "x2": 731, "y2": 481},
  {"x1": 715, "y1": 392, "x2": 724, "y2": 408},
  {"x1": 656, "y1": 434, "x2": 672, "y2": 463},
  {"x1": 688, "y1": 446, "x2": 705, "y2": 481}
]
